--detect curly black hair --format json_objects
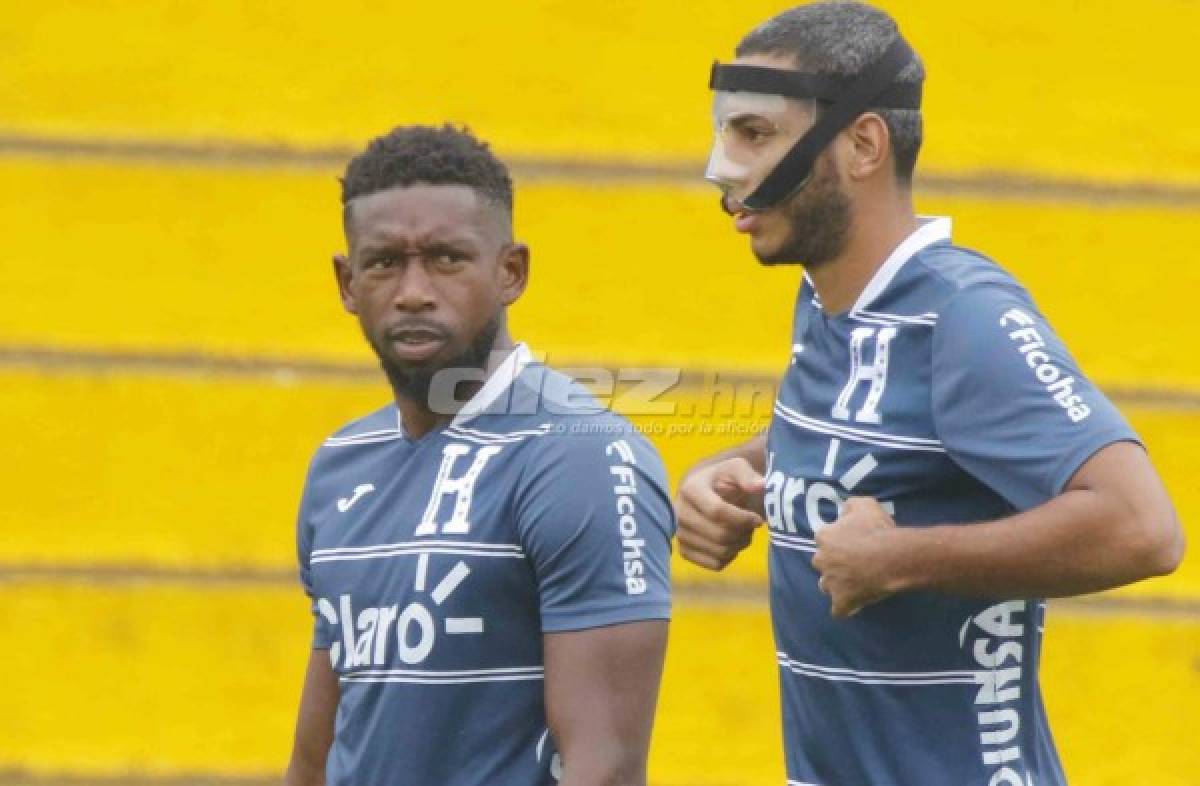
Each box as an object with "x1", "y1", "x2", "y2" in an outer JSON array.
[{"x1": 340, "y1": 124, "x2": 513, "y2": 217}]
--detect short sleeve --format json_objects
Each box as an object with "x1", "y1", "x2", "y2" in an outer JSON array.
[
  {"x1": 514, "y1": 428, "x2": 675, "y2": 633},
  {"x1": 932, "y1": 284, "x2": 1140, "y2": 510},
  {"x1": 296, "y1": 456, "x2": 336, "y2": 650}
]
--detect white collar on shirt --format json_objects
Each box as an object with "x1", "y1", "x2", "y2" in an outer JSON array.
[
  {"x1": 850, "y1": 216, "x2": 952, "y2": 313},
  {"x1": 394, "y1": 342, "x2": 535, "y2": 432}
]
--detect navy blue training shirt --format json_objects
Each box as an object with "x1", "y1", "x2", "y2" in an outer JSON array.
[
  {"x1": 764, "y1": 218, "x2": 1138, "y2": 786},
  {"x1": 296, "y1": 345, "x2": 675, "y2": 785}
]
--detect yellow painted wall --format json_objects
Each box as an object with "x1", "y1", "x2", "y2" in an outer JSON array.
[
  {"x1": 2, "y1": 160, "x2": 1197, "y2": 389},
  {"x1": 4, "y1": 584, "x2": 1197, "y2": 785},
  {"x1": 2, "y1": 1, "x2": 1196, "y2": 783},
  {"x1": 3, "y1": 2, "x2": 1198, "y2": 183},
  {"x1": 2, "y1": 370, "x2": 1197, "y2": 599}
]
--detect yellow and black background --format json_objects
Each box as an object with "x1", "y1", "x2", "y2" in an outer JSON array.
[{"x1": 1, "y1": 2, "x2": 1198, "y2": 784}]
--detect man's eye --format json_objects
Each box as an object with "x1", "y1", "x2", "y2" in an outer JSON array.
[
  {"x1": 366, "y1": 255, "x2": 398, "y2": 269},
  {"x1": 431, "y1": 252, "x2": 466, "y2": 269},
  {"x1": 739, "y1": 125, "x2": 772, "y2": 144}
]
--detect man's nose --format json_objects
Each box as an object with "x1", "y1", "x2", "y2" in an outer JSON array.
[
  {"x1": 391, "y1": 263, "x2": 437, "y2": 312},
  {"x1": 704, "y1": 143, "x2": 751, "y2": 191}
]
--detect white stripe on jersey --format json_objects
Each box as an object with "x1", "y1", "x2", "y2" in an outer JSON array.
[
  {"x1": 325, "y1": 427, "x2": 403, "y2": 441},
  {"x1": 313, "y1": 539, "x2": 523, "y2": 557},
  {"x1": 324, "y1": 430, "x2": 404, "y2": 447},
  {"x1": 776, "y1": 652, "x2": 978, "y2": 686},
  {"x1": 451, "y1": 423, "x2": 554, "y2": 440},
  {"x1": 311, "y1": 540, "x2": 525, "y2": 564},
  {"x1": 851, "y1": 216, "x2": 952, "y2": 312},
  {"x1": 342, "y1": 674, "x2": 545, "y2": 685},
  {"x1": 850, "y1": 309, "x2": 938, "y2": 327},
  {"x1": 349, "y1": 665, "x2": 543, "y2": 677},
  {"x1": 444, "y1": 423, "x2": 554, "y2": 445},
  {"x1": 769, "y1": 533, "x2": 817, "y2": 552},
  {"x1": 774, "y1": 402, "x2": 945, "y2": 453}
]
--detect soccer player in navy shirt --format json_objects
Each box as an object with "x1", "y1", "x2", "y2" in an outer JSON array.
[
  {"x1": 284, "y1": 125, "x2": 675, "y2": 786},
  {"x1": 677, "y1": 3, "x2": 1185, "y2": 785}
]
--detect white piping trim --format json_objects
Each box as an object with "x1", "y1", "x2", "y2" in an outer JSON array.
[
  {"x1": 312, "y1": 548, "x2": 526, "y2": 564},
  {"x1": 802, "y1": 273, "x2": 822, "y2": 308},
  {"x1": 769, "y1": 533, "x2": 817, "y2": 552},
  {"x1": 323, "y1": 433, "x2": 405, "y2": 447},
  {"x1": 312, "y1": 539, "x2": 522, "y2": 557},
  {"x1": 776, "y1": 652, "x2": 978, "y2": 686},
  {"x1": 444, "y1": 422, "x2": 554, "y2": 445},
  {"x1": 311, "y1": 542, "x2": 526, "y2": 565},
  {"x1": 451, "y1": 423, "x2": 554, "y2": 440},
  {"x1": 850, "y1": 309, "x2": 938, "y2": 327},
  {"x1": 349, "y1": 666, "x2": 543, "y2": 677},
  {"x1": 326, "y1": 427, "x2": 404, "y2": 441},
  {"x1": 851, "y1": 216, "x2": 952, "y2": 314},
  {"x1": 774, "y1": 402, "x2": 945, "y2": 453},
  {"x1": 858, "y1": 308, "x2": 939, "y2": 322},
  {"x1": 342, "y1": 673, "x2": 544, "y2": 685},
  {"x1": 442, "y1": 430, "x2": 528, "y2": 446}
]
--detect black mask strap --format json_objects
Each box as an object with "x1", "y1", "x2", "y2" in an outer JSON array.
[
  {"x1": 710, "y1": 37, "x2": 918, "y2": 211},
  {"x1": 708, "y1": 62, "x2": 921, "y2": 109}
]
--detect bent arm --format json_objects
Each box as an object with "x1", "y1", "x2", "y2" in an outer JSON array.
[
  {"x1": 544, "y1": 620, "x2": 669, "y2": 786},
  {"x1": 675, "y1": 436, "x2": 767, "y2": 570},
  {"x1": 284, "y1": 648, "x2": 338, "y2": 786},
  {"x1": 886, "y1": 441, "x2": 1184, "y2": 598}
]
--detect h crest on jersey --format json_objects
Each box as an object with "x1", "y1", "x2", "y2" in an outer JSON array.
[
  {"x1": 832, "y1": 326, "x2": 896, "y2": 425},
  {"x1": 415, "y1": 444, "x2": 503, "y2": 536}
]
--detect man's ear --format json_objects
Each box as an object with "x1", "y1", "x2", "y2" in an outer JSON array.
[
  {"x1": 845, "y1": 112, "x2": 891, "y2": 181},
  {"x1": 333, "y1": 253, "x2": 357, "y2": 314},
  {"x1": 499, "y1": 243, "x2": 530, "y2": 306}
]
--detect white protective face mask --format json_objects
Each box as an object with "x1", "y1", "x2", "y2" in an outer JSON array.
[{"x1": 705, "y1": 91, "x2": 813, "y2": 205}]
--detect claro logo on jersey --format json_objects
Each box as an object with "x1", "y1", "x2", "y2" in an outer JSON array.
[
  {"x1": 961, "y1": 600, "x2": 1033, "y2": 786},
  {"x1": 315, "y1": 556, "x2": 483, "y2": 670},
  {"x1": 764, "y1": 441, "x2": 893, "y2": 535},
  {"x1": 606, "y1": 439, "x2": 648, "y2": 595},
  {"x1": 1000, "y1": 308, "x2": 1091, "y2": 423}
]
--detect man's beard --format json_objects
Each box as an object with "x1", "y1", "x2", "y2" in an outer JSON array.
[
  {"x1": 369, "y1": 316, "x2": 501, "y2": 410},
  {"x1": 754, "y1": 158, "x2": 851, "y2": 268}
]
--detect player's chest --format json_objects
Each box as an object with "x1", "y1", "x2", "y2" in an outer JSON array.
[
  {"x1": 766, "y1": 317, "x2": 952, "y2": 534},
  {"x1": 782, "y1": 315, "x2": 937, "y2": 437},
  {"x1": 309, "y1": 438, "x2": 538, "y2": 669}
]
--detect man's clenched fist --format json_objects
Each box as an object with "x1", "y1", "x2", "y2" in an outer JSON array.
[
  {"x1": 812, "y1": 496, "x2": 902, "y2": 618},
  {"x1": 675, "y1": 458, "x2": 766, "y2": 571}
]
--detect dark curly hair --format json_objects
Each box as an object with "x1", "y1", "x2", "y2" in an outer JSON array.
[{"x1": 340, "y1": 124, "x2": 514, "y2": 221}]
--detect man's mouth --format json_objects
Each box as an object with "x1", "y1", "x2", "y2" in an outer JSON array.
[
  {"x1": 385, "y1": 324, "x2": 449, "y2": 361},
  {"x1": 722, "y1": 194, "x2": 762, "y2": 234},
  {"x1": 734, "y1": 210, "x2": 761, "y2": 234}
]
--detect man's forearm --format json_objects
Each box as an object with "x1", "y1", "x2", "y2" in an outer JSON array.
[{"x1": 884, "y1": 487, "x2": 1182, "y2": 599}]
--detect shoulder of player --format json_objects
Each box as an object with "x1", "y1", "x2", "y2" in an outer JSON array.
[
  {"x1": 510, "y1": 415, "x2": 672, "y2": 541},
  {"x1": 925, "y1": 268, "x2": 1056, "y2": 373},
  {"x1": 905, "y1": 243, "x2": 1033, "y2": 314},
  {"x1": 538, "y1": 409, "x2": 652, "y2": 459},
  {"x1": 294, "y1": 404, "x2": 399, "y2": 512},
  {"x1": 515, "y1": 410, "x2": 664, "y2": 486}
]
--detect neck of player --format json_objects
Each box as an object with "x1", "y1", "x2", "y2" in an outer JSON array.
[
  {"x1": 397, "y1": 329, "x2": 517, "y2": 439},
  {"x1": 807, "y1": 190, "x2": 919, "y2": 316}
]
